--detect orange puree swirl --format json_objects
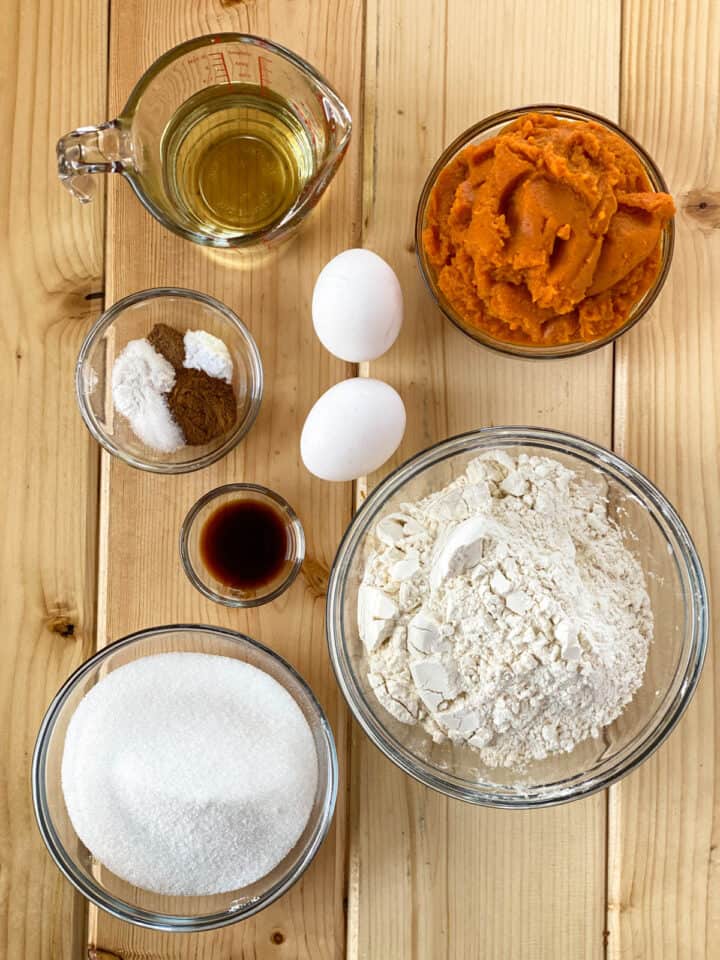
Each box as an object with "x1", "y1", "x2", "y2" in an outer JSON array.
[{"x1": 422, "y1": 114, "x2": 675, "y2": 346}]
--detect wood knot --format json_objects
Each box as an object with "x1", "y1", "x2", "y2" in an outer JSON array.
[
  {"x1": 682, "y1": 189, "x2": 720, "y2": 229},
  {"x1": 301, "y1": 556, "x2": 329, "y2": 598},
  {"x1": 60, "y1": 287, "x2": 103, "y2": 325},
  {"x1": 607, "y1": 897, "x2": 633, "y2": 914},
  {"x1": 271, "y1": 930, "x2": 285, "y2": 944},
  {"x1": 48, "y1": 615, "x2": 76, "y2": 638},
  {"x1": 88, "y1": 948, "x2": 124, "y2": 960}
]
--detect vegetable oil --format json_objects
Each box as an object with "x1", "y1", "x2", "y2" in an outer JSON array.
[{"x1": 162, "y1": 83, "x2": 313, "y2": 237}]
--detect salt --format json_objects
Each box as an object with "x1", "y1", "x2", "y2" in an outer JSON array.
[
  {"x1": 111, "y1": 339, "x2": 184, "y2": 453},
  {"x1": 61, "y1": 653, "x2": 319, "y2": 896}
]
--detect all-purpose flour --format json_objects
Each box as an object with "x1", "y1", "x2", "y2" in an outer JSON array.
[{"x1": 358, "y1": 452, "x2": 652, "y2": 768}]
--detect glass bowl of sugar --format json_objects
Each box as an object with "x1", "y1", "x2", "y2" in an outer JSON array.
[
  {"x1": 32, "y1": 625, "x2": 338, "y2": 931},
  {"x1": 76, "y1": 287, "x2": 263, "y2": 473},
  {"x1": 327, "y1": 427, "x2": 708, "y2": 807}
]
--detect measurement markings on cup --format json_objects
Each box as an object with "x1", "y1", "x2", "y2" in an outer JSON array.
[
  {"x1": 208, "y1": 51, "x2": 231, "y2": 84},
  {"x1": 258, "y1": 55, "x2": 273, "y2": 87},
  {"x1": 228, "y1": 50, "x2": 252, "y2": 79}
]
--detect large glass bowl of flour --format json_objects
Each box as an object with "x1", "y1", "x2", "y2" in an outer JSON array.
[
  {"x1": 32, "y1": 625, "x2": 338, "y2": 931},
  {"x1": 327, "y1": 427, "x2": 707, "y2": 807}
]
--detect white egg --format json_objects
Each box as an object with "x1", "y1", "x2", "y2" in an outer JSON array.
[
  {"x1": 312, "y1": 249, "x2": 403, "y2": 362},
  {"x1": 301, "y1": 378, "x2": 406, "y2": 481}
]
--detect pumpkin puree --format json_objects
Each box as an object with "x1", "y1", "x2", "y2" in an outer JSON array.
[{"x1": 422, "y1": 114, "x2": 675, "y2": 346}]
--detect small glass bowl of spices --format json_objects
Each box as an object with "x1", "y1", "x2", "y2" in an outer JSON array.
[
  {"x1": 76, "y1": 287, "x2": 263, "y2": 473},
  {"x1": 180, "y1": 483, "x2": 305, "y2": 606}
]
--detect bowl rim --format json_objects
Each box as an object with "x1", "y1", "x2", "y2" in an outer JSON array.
[
  {"x1": 414, "y1": 103, "x2": 676, "y2": 360},
  {"x1": 179, "y1": 482, "x2": 306, "y2": 607},
  {"x1": 326, "y1": 426, "x2": 708, "y2": 807},
  {"x1": 31, "y1": 623, "x2": 338, "y2": 931},
  {"x1": 75, "y1": 286, "x2": 264, "y2": 474}
]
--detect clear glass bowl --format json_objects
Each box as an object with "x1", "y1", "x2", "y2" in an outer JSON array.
[
  {"x1": 180, "y1": 483, "x2": 305, "y2": 607},
  {"x1": 32, "y1": 624, "x2": 338, "y2": 931},
  {"x1": 415, "y1": 105, "x2": 675, "y2": 359},
  {"x1": 76, "y1": 287, "x2": 263, "y2": 472},
  {"x1": 327, "y1": 428, "x2": 707, "y2": 807}
]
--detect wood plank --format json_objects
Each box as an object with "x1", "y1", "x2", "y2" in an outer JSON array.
[
  {"x1": 92, "y1": 1, "x2": 363, "y2": 957},
  {"x1": 0, "y1": 0, "x2": 107, "y2": 958},
  {"x1": 352, "y1": 1, "x2": 620, "y2": 957},
  {"x1": 609, "y1": 2, "x2": 720, "y2": 957}
]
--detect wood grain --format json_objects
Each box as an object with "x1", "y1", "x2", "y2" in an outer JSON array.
[
  {"x1": 352, "y1": 1, "x2": 620, "y2": 958},
  {"x1": 609, "y1": 1, "x2": 720, "y2": 957},
  {"x1": 8, "y1": 2, "x2": 719, "y2": 958},
  {"x1": 0, "y1": 0, "x2": 106, "y2": 958},
  {"x1": 92, "y1": 1, "x2": 363, "y2": 957}
]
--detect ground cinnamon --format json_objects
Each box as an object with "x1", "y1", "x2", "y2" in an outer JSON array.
[
  {"x1": 169, "y1": 369, "x2": 236, "y2": 445},
  {"x1": 147, "y1": 323, "x2": 185, "y2": 370}
]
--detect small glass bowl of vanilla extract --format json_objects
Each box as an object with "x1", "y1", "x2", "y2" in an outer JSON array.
[{"x1": 180, "y1": 483, "x2": 305, "y2": 606}]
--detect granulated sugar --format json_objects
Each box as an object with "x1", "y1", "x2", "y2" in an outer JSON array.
[{"x1": 61, "y1": 653, "x2": 318, "y2": 896}]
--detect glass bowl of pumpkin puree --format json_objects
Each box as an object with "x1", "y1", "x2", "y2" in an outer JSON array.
[{"x1": 416, "y1": 105, "x2": 675, "y2": 358}]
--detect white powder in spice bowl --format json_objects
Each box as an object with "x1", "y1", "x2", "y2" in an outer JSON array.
[
  {"x1": 358, "y1": 452, "x2": 653, "y2": 769},
  {"x1": 111, "y1": 339, "x2": 184, "y2": 453},
  {"x1": 183, "y1": 329, "x2": 234, "y2": 383},
  {"x1": 61, "y1": 653, "x2": 319, "y2": 896}
]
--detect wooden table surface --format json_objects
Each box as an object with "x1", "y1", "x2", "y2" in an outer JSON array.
[{"x1": 3, "y1": 1, "x2": 718, "y2": 957}]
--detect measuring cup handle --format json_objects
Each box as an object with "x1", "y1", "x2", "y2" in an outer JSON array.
[{"x1": 56, "y1": 121, "x2": 131, "y2": 202}]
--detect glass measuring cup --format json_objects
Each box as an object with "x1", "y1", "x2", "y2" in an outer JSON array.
[{"x1": 57, "y1": 34, "x2": 352, "y2": 248}]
